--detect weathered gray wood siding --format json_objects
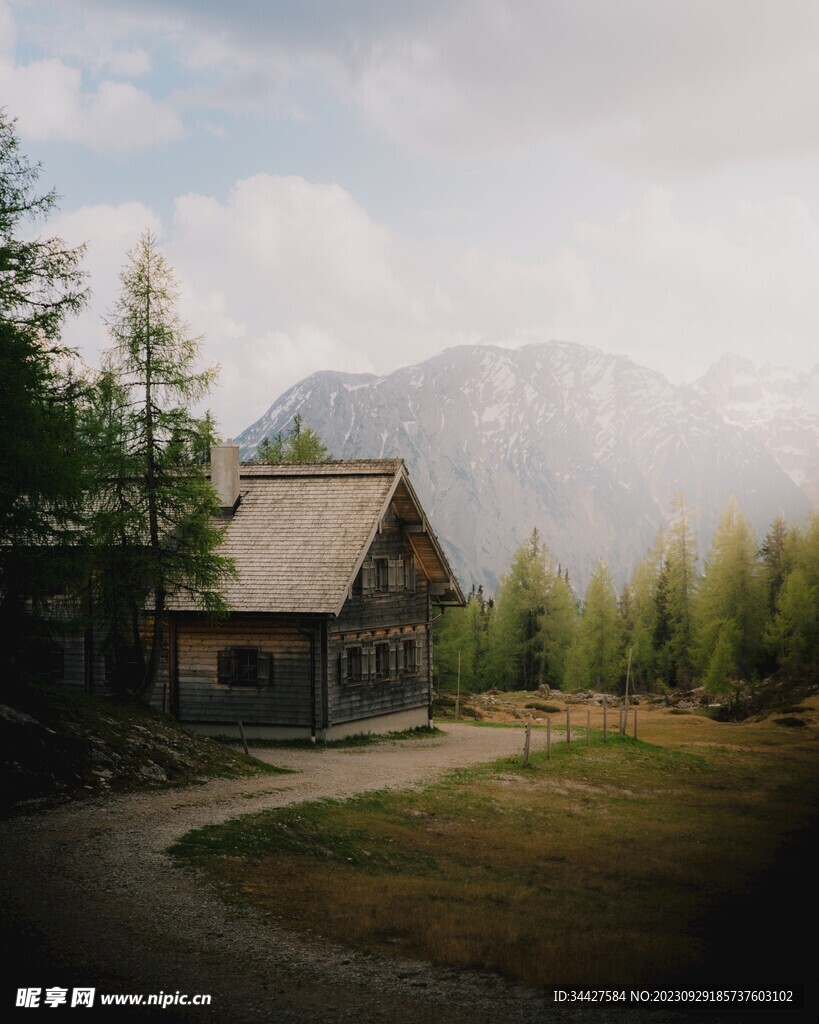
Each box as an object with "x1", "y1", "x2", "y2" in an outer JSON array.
[
  {"x1": 171, "y1": 614, "x2": 313, "y2": 726},
  {"x1": 328, "y1": 625, "x2": 430, "y2": 725},
  {"x1": 330, "y1": 521, "x2": 432, "y2": 726},
  {"x1": 334, "y1": 523, "x2": 428, "y2": 632}
]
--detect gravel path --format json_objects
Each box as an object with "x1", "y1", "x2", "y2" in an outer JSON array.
[{"x1": 0, "y1": 725, "x2": 675, "y2": 1024}]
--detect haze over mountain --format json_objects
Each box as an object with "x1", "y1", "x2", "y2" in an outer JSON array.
[
  {"x1": 237, "y1": 342, "x2": 814, "y2": 594},
  {"x1": 694, "y1": 353, "x2": 819, "y2": 506}
]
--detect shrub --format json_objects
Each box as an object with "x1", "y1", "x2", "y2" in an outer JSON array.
[{"x1": 524, "y1": 702, "x2": 561, "y2": 714}]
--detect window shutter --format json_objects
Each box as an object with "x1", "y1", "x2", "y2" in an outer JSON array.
[
  {"x1": 415, "y1": 636, "x2": 422, "y2": 671},
  {"x1": 388, "y1": 559, "x2": 397, "y2": 592},
  {"x1": 406, "y1": 557, "x2": 416, "y2": 593},
  {"x1": 389, "y1": 643, "x2": 398, "y2": 677},
  {"x1": 218, "y1": 649, "x2": 236, "y2": 685},
  {"x1": 362, "y1": 561, "x2": 374, "y2": 595},
  {"x1": 396, "y1": 641, "x2": 405, "y2": 673},
  {"x1": 367, "y1": 646, "x2": 375, "y2": 681},
  {"x1": 396, "y1": 558, "x2": 405, "y2": 590},
  {"x1": 257, "y1": 652, "x2": 272, "y2": 686}
]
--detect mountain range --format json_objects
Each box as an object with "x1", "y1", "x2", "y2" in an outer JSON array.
[{"x1": 236, "y1": 342, "x2": 817, "y2": 594}]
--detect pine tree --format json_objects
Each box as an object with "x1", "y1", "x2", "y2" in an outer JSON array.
[
  {"x1": 0, "y1": 110, "x2": 89, "y2": 682},
  {"x1": 94, "y1": 231, "x2": 235, "y2": 698}
]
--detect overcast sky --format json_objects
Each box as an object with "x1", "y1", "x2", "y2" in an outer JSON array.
[{"x1": 4, "y1": 0, "x2": 819, "y2": 436}]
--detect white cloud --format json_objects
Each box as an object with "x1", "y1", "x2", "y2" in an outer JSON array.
[
  {"x1": 50, "y1": 201, "x2": 163, "y2": 362},
  {"x1": 9, "y1": 1, "x2": 819, "y2": 170},
  {"x1": 0, "y1": 0, "x2": 16, "y2": 56},
  {"x1": 49, "y1": 176, "x2": 819, "y2": 436},
  {"x1": 49, "y1": 175, "x2": 590, "y2": 433},
  {"x1": 0, "y1": 52, "x2": 182, "y2": 151},
  {"x1": 572, "y1": 188, "x2": 819, "y2": 380},
  {"x1": 59, "y1": 0, "x2": 819, "y2": 172}
]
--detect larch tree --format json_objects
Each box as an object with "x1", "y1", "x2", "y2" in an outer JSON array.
[
  {"x1": 759, "y1": 514, "x2": 790, "y2": 615},
  {"x1": 765, "y1": 568, "x2": 815, "y2": 669},
  {"x1": 255, "y1": 414, "x2": 330, "y2": 463},
  {"x1": 486, "y1": 529, "x2": 573, "y2": 691},
  {"x1": 432, "y1": 585, "x2": 492, "y2": 692},
  {"x1": 540, "y1": 570, "x2": 578, "y2": 690},
  {"x1": 695, "y1": 499, "x2": 766, "y2": 689},
  {"x1": 95, "y1": 231, "x2": 235, "y2": 698},
  {"x1": 622, "y1": 528, "x2": 666, "y2": 690},
  {"x1": 763, "y1": 513, "x2": 819, "y2": 671},
  {"x1": 662, "y1": 494, "x2": 698, "y2": 685},
  {"x1": 565, "y1": 559, "x2": 622, "y2": 692}
]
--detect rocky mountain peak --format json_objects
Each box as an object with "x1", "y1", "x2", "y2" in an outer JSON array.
[{"x1": 238, "y1": 341, "x2": 814, "y2": 593}]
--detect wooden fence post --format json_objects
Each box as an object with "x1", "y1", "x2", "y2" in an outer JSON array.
[
  {"x1": 237, "y1": 720, "x2": 250, "y2": 757},
  {"x1": 620, "y1": 647, "x2": 633, "y2": 737},
  {"x1": 522, "y1": 720, "x2": 532, "y2": 768}
]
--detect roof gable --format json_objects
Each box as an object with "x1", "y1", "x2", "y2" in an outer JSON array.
[{"x1": 169, "y1": 459, "x2": 463, "y2": 615}]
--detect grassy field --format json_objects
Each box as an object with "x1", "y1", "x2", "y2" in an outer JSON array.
[{"x1": 171, "y1": 696, "x2": 819, "y2": 994}]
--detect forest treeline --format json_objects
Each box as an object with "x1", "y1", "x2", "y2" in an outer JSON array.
[
  {"x1": 1, "y1": 112, "x2": 237, "y2": 698},
  {"x1": 433, "y1": 495, "x2": 819, "y2": 695}
]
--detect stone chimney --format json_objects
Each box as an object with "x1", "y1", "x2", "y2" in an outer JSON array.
[{"x1": 211, "y1": 440, "x2": 240, "y2": 515}]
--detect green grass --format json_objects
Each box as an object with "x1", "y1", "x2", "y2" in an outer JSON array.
[{"x1": 171, "y1": 702, "x2": 819, "y2": 992}]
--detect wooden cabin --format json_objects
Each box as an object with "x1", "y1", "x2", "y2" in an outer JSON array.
[{"x1": 159, "y1": 444, "x2": 465, "y2": 740}]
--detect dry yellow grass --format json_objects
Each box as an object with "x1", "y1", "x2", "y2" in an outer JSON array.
[{"x1": 174, "y1": 696, "x2": 819, "y2": 991}]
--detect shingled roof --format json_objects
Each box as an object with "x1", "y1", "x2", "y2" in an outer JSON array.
[{"x1": 170, "y1": 459, "x2": 463, "y2": 616}]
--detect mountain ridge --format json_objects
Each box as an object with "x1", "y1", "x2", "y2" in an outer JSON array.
[{"x1": 237, "y1": 341, "x2": 814, "y2": 593}]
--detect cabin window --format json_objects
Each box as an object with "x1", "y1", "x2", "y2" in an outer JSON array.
[
  {"x1": 359, "y1": 555, "x2": 416, "y2": 596},
  {"x1": 217, "y1": 647, "x2": 272, "y2": 687},
  {"x1": 345, "y1": 645, "x2": 364, "y2": 683},
  {"x1": 374, "y1": 557, "x2": 389, "y2": 592},
  {"x1": 402, "y1": 637, "x2": 418, "y2": 674},
  {"x1": 374, "y1": 642, "x2": 391, "y2": 680}
]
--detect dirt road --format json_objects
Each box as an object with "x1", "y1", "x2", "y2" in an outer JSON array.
[{"x1": 0, "y1": 725, "x2": 672, "y2": 1023}]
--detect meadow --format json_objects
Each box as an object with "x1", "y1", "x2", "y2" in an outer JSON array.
[{"x1": 171, "y1": 697, "x2": 819, "y2": 993}]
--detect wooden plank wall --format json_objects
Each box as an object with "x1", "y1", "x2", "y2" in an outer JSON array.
[
  {"x1": 169, "y1": 614, "x2": 313, "y2": 726},
  {"x1": 335, "y1": 521, "x2": 428, "y2": 632},
  {"x1": 330, "y1": 517, "x2": 431, "y2": 726},
  {"x1": 328, "y1": 627, "x2": 429, "y2": 726}
]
